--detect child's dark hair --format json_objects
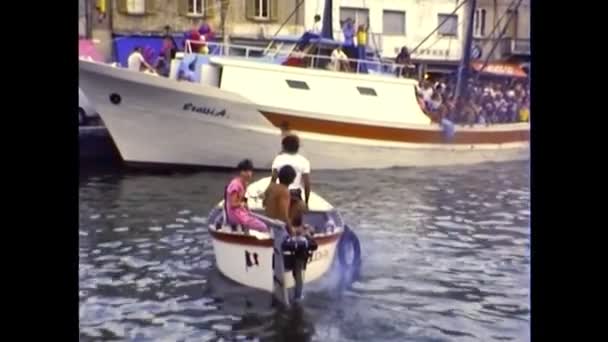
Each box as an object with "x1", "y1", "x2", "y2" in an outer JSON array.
[
  {"x1": 236, "y1": 159, "x2": 254, "y2": 171},
  {"x1": 281, "y1": 135, "x2": 300, "y2": 154},
  {"x1": 278, "y1": 165, "x2": 296, "y2": 185}
]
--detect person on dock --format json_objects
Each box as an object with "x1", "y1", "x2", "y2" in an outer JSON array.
[
  {"x1": 225, "y1": 159, "x2": 267, "y2": 232},
  {"x1": 270, "y1": 134, "x2": 311, "y2": 208},
  {"x1": 263, "y1": 165, "x2": 297, "y2": 236}
]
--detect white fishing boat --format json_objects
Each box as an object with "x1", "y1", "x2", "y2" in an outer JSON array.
[
  {"x1": 79, "y1": 43, "x2": 528, "y2": 169},
  {"x1": 77, "y1": 0, "x2": 529, "y2": 170},
  {"x1": 206, "y1": 177, "x2": 359, "y2": 304}
]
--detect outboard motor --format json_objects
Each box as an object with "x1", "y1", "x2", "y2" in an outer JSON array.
[
  {"x1": 271, "y1": 221, "x2": 319, "y2": 306},
  {"x1": 281, "y1": 235, "x2": 318, "y2": 301}
]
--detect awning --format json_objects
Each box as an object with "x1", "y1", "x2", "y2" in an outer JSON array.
[
  {"x1": 471, "y1": 61, "x2": 527, "y2": 78},
  {"x1": 79, "y1": 39, "x2": 103, "y2": 62}
]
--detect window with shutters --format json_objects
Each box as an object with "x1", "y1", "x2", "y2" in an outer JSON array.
[
  {"x1": 382, "y1": 10, "x2": 405, "y2": 35},
  {"x1": 255, "y1": 0, "x2": 270, "y2": 20},
  {"x1": 340, "y1": 7, "x2": 369, "y2": 26},
  {"x1": 246, "y1": 0, "x2": 277, "y2": 21},
  {"x1": 473, "y1": 8, "x2": 486, "y2": 37},
  {"x1": 179, "y1": 0, "x2": 214, "y2": 18},
  {"x1": 127, "y1": 0, "x2": 145, "y2": 15},
  {"x1": 504, "y1": 10, "x2": 518, "y2": 38},
  {"x1": 437, "y1": 14, "x2": 458, "y2": 36},
  {"x1": 188, "y1": 0, "x2": 205, "y2": 16},
  {"x1": 117, "y1": 0, "x2": 154, "y2": 15}
]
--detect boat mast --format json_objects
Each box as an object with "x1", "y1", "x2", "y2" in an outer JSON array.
[
  {"x1": 220, "y1": 0, "x2": 229, "y2": 55},
  {"x1": 455, "y1": 0, "x2": 477, "y2": 100},
  {"x1": 320, "y1": 0, "x2": 333, "y2": 39}
]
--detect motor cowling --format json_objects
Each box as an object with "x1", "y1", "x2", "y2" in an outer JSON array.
[
  {"x1": 281, "y1": 235, "x2": 318, "y2": 253},
  {"x1": 281, "y1": 235, "x2": 317, "y2": 272}
]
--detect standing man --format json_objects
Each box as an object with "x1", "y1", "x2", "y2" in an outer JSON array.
[
  {"x1": 270, "y1": 135, "x2": 311, "y2": 208},
  {"x1": 264, "y1": 165, "x2": 297, "y2": 236},
  {"x1": 356, "y1": 23, "x2": 369, "y2": 72},
  {"x1": 127, "y1": 47, "x2": 154, "y2": 72},
  {"x1": 311, "y1": 14, "x2": 322, "y2": 34}
]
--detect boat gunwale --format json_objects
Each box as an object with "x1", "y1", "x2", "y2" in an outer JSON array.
[{"x1": 207, "y1": 226, "x2": 343, "y2": 247}]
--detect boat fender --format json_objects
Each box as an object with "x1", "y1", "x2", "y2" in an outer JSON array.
[
  {"x1": 338, "y1": 225, "x2": 362, "y2": 271},
  {"x1": 109, "y1": 93, "x2": 121, "y2": 105},
  {"x1": 440, "y1": 118, "x2": 455, "y2": 142}
]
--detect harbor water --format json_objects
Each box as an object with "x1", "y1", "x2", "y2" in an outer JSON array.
[{"x1": 79, "y1": 161, "x2": 530, "y2": 341}]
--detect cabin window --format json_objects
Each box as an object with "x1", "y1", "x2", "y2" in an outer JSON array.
[
  {"x1": 286, "y1": 80, "x2": 310, "y2": 90},
  {"x1": 357, "y1": 87, "x2": 377, "y2": 96},
  {"x1": 383, "y1": 10, "x2": 406, "y2": 35},
  {"x1": 437, "y1": 14, "x2": 458, "y2": 36}
]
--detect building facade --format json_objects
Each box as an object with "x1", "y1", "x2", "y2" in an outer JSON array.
[
  {"x1": 471, "y1": 0, "x2": 530, "y2": 62},
  {"x1": 303, "y1": 0, "x2": 468, "y2": 62},
  {"x1": 108, "y1": 0, "x2": 305, "y2": 36},
  {"x1": 83, "y1": 0, "x2": 529, "y2": 64}
]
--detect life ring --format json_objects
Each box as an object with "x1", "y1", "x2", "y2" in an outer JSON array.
[{"x1": 338, "y1": 225, "x2": 361, "y2": 276}]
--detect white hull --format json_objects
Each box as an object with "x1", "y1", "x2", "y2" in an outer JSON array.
[
  {"x1": 79, "y1": 60, "x2": 281, "y2": 168},
  {"x1": 79, "y1": 60, "x2": 528, "y2": 169},
  {"x1": 210, "y1": 233, "x2": 339, "y2": 292}
]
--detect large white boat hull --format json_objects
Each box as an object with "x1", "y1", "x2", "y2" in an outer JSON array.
[
  {"x1": 79, "y1": 60, "x2": 528, "y2": 169},
  {"x1": 79, "y1": 60, "x2": 281, "y2": 168}
]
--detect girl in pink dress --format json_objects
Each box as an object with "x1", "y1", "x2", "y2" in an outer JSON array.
[{"x1": 225, "y1": 159, "x2": 268, "y2": 232}]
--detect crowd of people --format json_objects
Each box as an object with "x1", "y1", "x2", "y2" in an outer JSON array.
[
  {"x1": 416, "y1": 77, "x2": 530, "y2": 126},
  {"x1": 125, "y1": 23, "x2": 213, "y2": 77}
]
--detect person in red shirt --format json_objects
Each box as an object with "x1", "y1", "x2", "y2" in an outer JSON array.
[{"x1": 187, "y1": 23, "x2": 203, "y2": 53}]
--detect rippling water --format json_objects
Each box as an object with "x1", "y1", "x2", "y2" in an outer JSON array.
[{"x1": 79, "y1": 161, "x2": 530, "y2": 341}]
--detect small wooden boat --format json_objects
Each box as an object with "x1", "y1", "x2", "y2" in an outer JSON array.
[{"x1": 207, "y1": 177, "x2": 359, "y2": 304}]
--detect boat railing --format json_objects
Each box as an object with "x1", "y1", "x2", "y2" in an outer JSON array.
[
  {"x1": 297, "y1": 53, "x2": 409, "y2": 75},
  {"x1": 185, "y1": 39, "x2": 268, "y2": 58},
  {"x1": 184, "y1": 39, "x2": 411, "y2": 78}
]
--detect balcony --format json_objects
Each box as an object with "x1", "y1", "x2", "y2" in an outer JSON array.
[
  {"x1": 510, "y1": 38, "x2": 530, "y2": 55},
  {"x1": 472, "y1": 37, "x2": 530, "y2": 60}
]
